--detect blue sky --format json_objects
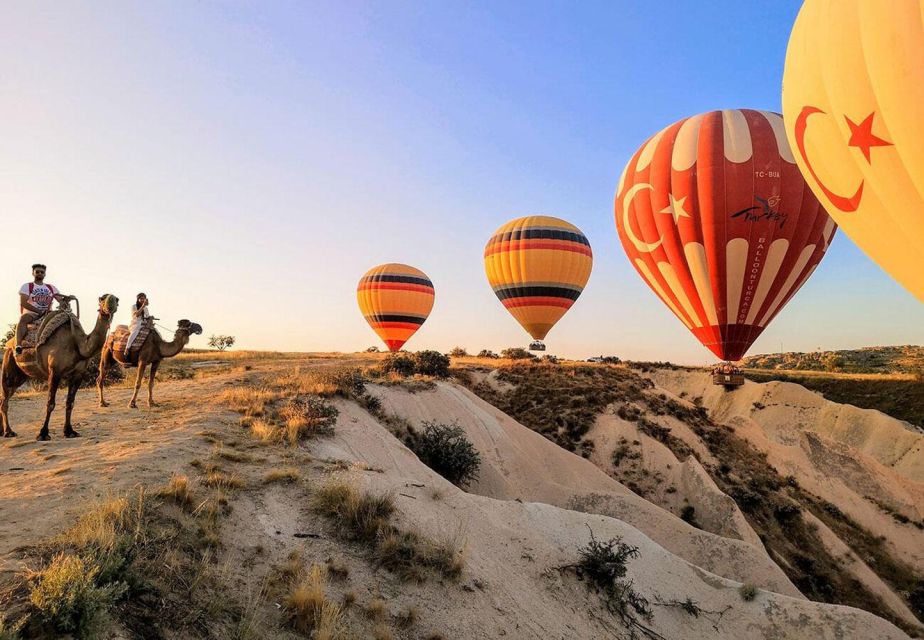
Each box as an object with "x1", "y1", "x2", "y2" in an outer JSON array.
[{"x1": 2, "y1": 1, "x2": 922, "y2": 363}]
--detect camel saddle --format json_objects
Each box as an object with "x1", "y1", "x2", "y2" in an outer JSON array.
[
  {"x1": 109, "y1": 324, "x2": 157, "y2": 359},
  {"x1": 13, "y1": 311, "x2": 75, "y2": 366}
]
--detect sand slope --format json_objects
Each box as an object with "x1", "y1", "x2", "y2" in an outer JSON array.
[
  {"x1": 376, "y1": 381, "x2": 799, "y2": 597},
  {"x1": 0, "y1": 358, "x2": 914, "y2": 639}
]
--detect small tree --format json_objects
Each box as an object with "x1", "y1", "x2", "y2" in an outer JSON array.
[
  {"x1": 411, "y1": 421, "x2": 481, "y2": 487},
  {"x1": 501, "y1": 347, "x2": 535, "y2": 360},
  {"x1": 476, "y1": 349, "x2": 499, "y2": 359},
  {"x1": 449, "y1": 347, "x2": 468, "y2": 357},
  {"x1": 365, "y1": 346, "x2": 380, "y2": 353},
  {"x1": 413, "y1": 350, "x2": 450, "y2": 377},
  {"x1": 208, "y1": 335, "x2": 236, "y2": 351}
]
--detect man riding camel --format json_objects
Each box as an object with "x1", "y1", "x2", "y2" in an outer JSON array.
[
  {"x1": 124, "y1": 292, "x2": 153, "y2": 358},
  {"x1": 15, "y1": 263, "x2": 72, "y2": 355}
]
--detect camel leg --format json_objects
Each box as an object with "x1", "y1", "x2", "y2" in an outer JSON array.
[
  {"x1": 38, "y1": 373, "x2": 61, "y2": 441},
  {"x1": 147, "y1": 361, "x2": 160, "y2": 408},
  {"x1": 97, "y1": 348, "x2": 113, "y2": 408},
  {"x1": 1, "y1": 351, "x2": 26, "y2": 437},
  {"x1": 63, "y1": 379, "x2": 81, "y2": 438},
  {"x1": 129, "y1": 362, "x2": 147, "y2": 409},
  {"x1": 1, "y1": 366, "x2": 17, "y2": 438}
]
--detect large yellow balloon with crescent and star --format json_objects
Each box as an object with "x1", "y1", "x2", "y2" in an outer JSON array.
[{"x1": 783, "y1": 0, "x2": 924, "y2": 302}]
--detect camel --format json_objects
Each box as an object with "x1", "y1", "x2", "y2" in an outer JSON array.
[
  {"x1": 97, "y1": 319, "x2": 202, "y2": 409},
  {"x1": 1, "y1": 295, "x2": 119, "y2": 440}
]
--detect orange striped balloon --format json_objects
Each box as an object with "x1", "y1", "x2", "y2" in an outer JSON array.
[
  {"x1": 484, "y1": 216, "x2": 593, "y2": 342},
  {"x1": 357, "y1": 264, "x2": 434, "y2": 352}
]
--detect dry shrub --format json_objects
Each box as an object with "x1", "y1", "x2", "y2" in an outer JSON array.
[
  {"x1": 365, "y1": 597, "x2": 387, "y2": 620},
  {"x1": 218, "y1": 387, "x2": 281, "y2": 417},
  {"x1": 272, "y1": 367, "x2": 366, "y2": 398},
  {"x1": 156, "y1": 474, "x2": 194, "y2": 510},
  {"x1": 281, "y1": 396, "x2": 339, "y2": 444},
  {"x1": 283, "y1": 564, "x2": 346, "y2": 639},
  {"x1": 264, "y1": 467, "x2": 301, "y2": 484},
  {"x1": 202, "y1": 469, "x2": 245, "y2": 491},
  {"x1": 250, "y1": 418, "x2": 283, "y2": 444},
  {"x1": 311, "y1": 479, "x2": 464, "y2": 581}
]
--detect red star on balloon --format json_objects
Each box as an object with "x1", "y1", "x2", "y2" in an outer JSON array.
[{"x1": 845, "y1": 112, "x2": 892, "y2": 163}]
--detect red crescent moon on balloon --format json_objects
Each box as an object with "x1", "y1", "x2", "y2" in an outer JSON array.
[{"x1": 794, "y1": 106, "x2": 863, "y2": 212}]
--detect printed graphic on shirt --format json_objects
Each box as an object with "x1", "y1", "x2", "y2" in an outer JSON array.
[{"x1": 19, "y1": 283, "x2": 58, "y2": 312}]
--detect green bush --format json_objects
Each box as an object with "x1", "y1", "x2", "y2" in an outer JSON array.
[
  {"x1": 413, "y1": 351, "x2": 450, "y2": 378},
  {"x1": 379, "y1": 353, "x2": 416, "y2": 377},
  {"x1": 476, "y1": 350, "x2": 499, "y2": 359},
  {"x1": 449, "y1": 347, "x2": 468, "y2": 357},
  {"x1": 29, "y1": 553, "x2": 125, "y2": 638},
  {"x1": 739, "y1": 583, "x2": 758, "y2": 602},
  {"x1": 410, "y1": 422, "x2": 481, "y2": 488},
  {"x1": 563, "y1": 532, "x2": 650, "y2": 622},
  {"x1": 501, "y1": 347, "x2": 535, "y2": 360}
]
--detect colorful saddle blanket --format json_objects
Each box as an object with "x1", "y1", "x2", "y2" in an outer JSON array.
[
  {"x1": 109, "y1": 324, "x2": 155, "y2": 355},
  {"x1": 14, "y1": 311, "x2": 75, "y2": 366}
]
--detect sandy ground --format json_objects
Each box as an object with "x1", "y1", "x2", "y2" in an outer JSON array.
[{"x1": 0, "y1": 356, "x2": 914, "y2": 639}]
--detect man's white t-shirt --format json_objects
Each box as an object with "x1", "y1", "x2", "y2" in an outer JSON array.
[
  {"x1": 19, "y1": 282, "x2": 58, "y2": 315},
  {"x1": 130, "y1": 304, "x2": 152, "y2": 330}
]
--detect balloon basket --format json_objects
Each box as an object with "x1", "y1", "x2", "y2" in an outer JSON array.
[{"x1": 528, "y1": 341, "x2": 546, "y2": 352}]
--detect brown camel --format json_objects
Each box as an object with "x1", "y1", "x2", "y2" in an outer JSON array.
[
  {"x1": 1, "y1": 295, "x2": 119, "y2": 440},
  {"x1": 97, "y1": 319, "x2": 203, "y2": 409}
]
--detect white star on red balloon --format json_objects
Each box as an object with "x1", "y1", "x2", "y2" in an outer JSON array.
[{"x1": 660, "y1": 193, "x2": 691, "y2": 224}]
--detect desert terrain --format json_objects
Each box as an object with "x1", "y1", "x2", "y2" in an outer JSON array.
[{"x1": 0, "y1": 351, "x2": 921, "y2": 639}]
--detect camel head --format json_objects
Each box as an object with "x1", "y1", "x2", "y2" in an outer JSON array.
[
  {"x1": 177, "y1": 319, "x2": 203, "y2": 336},
  {"x1": 98, "y1": 294, "x2": 119, "y2": 318}
]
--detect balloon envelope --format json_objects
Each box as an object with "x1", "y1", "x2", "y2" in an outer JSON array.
[
  {"x1": 357, "y1": 263, "x2": 434, "y2": 352},
  {"x1": 783, "y1": 0, "x2": 924, "y2": 303},
  {"x1": 615, "y1": 109, "x2": 837, "y2": 361},
  {"x1": 484, "y1": 215, "x2": 592, "y2": 341}
]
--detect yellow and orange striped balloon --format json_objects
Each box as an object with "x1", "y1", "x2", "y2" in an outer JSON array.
[
  {"x1": 484, "y1": 216, "x2": 593, "y2": 342},
  {"x1": 357, "y1": 264, "x2": 435, "y2": 352}
]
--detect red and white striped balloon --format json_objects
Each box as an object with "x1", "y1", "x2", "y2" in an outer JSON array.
[{"x1": 615, "y1": 109, "x2": 837, "y2": 361}]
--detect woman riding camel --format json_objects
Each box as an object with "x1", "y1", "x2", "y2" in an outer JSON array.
[{"x1": 124, "y1": 292, "x2": 152, "y2": 358}]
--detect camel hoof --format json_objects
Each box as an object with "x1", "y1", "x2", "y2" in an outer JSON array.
[
  {"x1": 3, "y1": 430, "x2": 17, "y2": 438},
  {"x1": 36, "y1": 432, "x2": 51, "y2": 441},
  {"x1": 64, "y1": 430, "x2": 81, "y2": 439},
  {"x1": 148, "y1": 402, "x2": 157, "y2": 408},
  {"x1": 128, "y1": 402, "x2": 138, "y2": 409},
  {"x1": 99, "y1": 401, "x2": 109, "y2": 408}
]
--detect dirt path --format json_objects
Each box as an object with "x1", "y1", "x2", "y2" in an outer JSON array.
[{"x1": 0, "y1": 366, "x2": 248, "y2": 576}]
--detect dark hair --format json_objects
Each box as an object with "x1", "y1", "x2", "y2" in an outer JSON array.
[
  {"x1": 32, "y1": 264, "x2": 46, "y2": 270},
  {"x1": 136, "y1": 292, "x2": 147, "y2": 307}
]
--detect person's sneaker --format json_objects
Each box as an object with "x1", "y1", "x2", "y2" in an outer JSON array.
[{"x1": 14, "y1": 346, "x2": 23, "y2": 355}]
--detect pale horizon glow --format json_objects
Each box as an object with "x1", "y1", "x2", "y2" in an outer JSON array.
[{"x1": 2, "y1": 1, "x2": 922, "y2": 365}]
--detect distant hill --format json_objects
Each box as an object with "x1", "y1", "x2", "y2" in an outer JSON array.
[{"x1": 741, "y1": 345, "x2": 924, "y2": 375}]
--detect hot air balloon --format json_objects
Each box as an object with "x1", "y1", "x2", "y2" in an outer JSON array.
[
  {"x1": 615, "y1": 109, "x2": 837, "y2": 364},
  {"x1": 783, "y1": 1, "x2": 924, "y2": 303},
  {"x1": 484, "y1": 216, "x2": 592, "y2": 351},
  {"x1": 357, "y1": 264, "x2": 434, "y2": 352}
]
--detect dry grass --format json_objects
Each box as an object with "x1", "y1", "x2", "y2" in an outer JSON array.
[
  {"x1": 218, "y1": 386, "x2": 282, "y2": 417},
  {"x1": 372, "y1": 623, "x2": 394, "y2": 640},
  {"x1": 263, "y1": 467, "x2": 301, "y2": 484},
  {"x1": 283, "y1": 564, "x2": 347, "y2": 639},
  {"x1": 212, "y1": 444, "x2": 252, "y2": 463},
  {"x1": 249, "y1": 418, "x2": 284, "y2": 444},
  {"x1": 312, "y1": 478, "x2": 464, "y2": 581},
  {"x1": 202, "y1": 469, "x2": 245, "y2": 491},
  {"x1": 365, "y1": 597, "x2": 387, "y2": 620},
  {"x1": 155, "y1": 474, "x2": 194, "y2": 509}
]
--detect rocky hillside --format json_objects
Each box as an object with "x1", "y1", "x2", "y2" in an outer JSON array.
[
  {"x1": 457, "y1": 360, "x2": 924, "y2": 636},
  {"x1": 741, "y1": 345, "x2": 924, "y2": 375},
  {"x1": 0, "y1": 353, "x2": 918, "y2": 639}
]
